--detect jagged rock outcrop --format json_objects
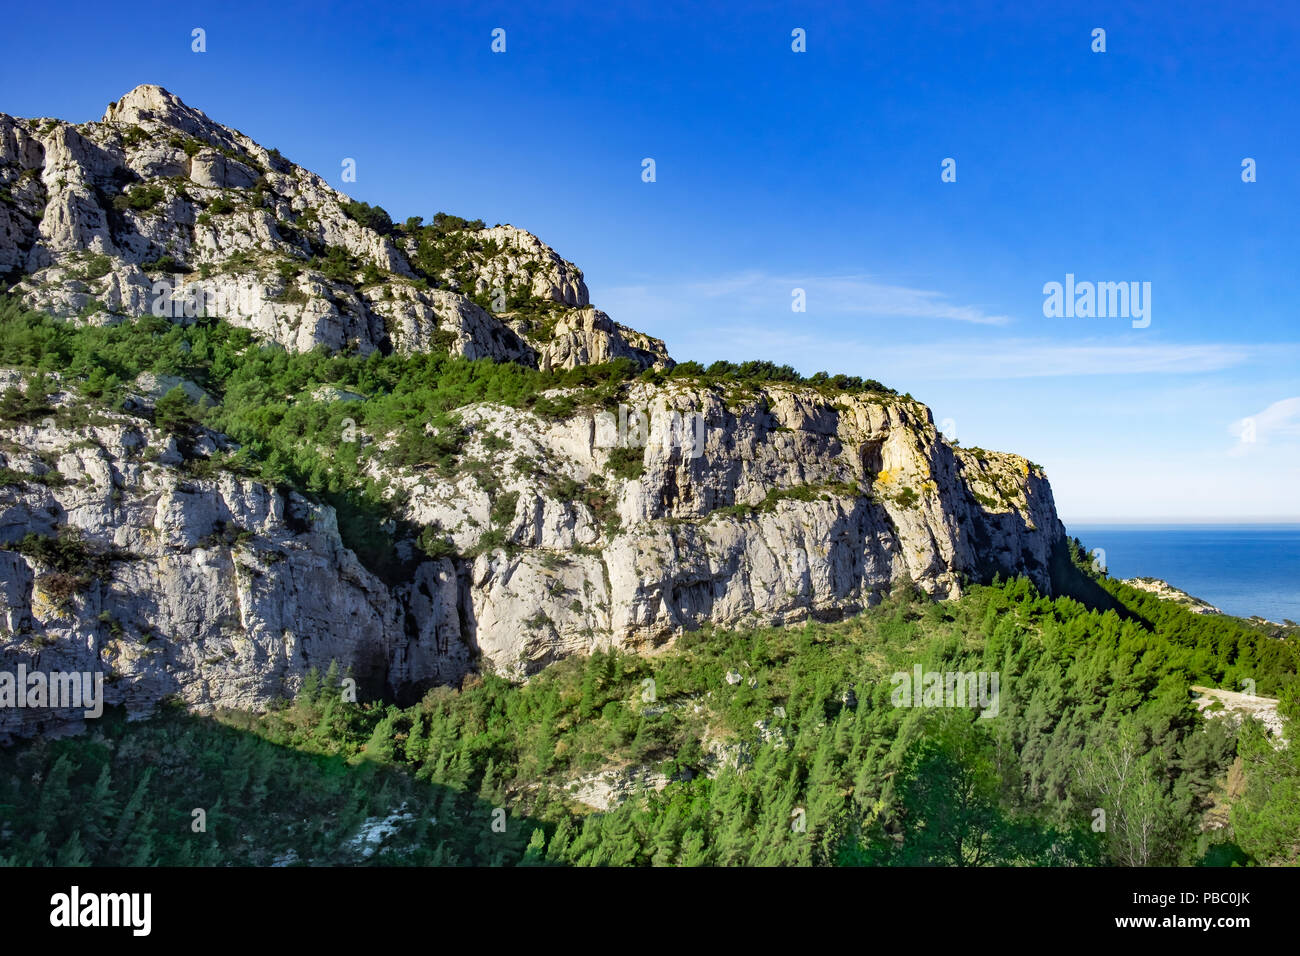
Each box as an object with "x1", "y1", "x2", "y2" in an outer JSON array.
[
  {"x1": 529, "y1": 307, "x2": 672, "y2": 371},
  {"x1": 0, "y1": 86, "x2": 1068, "y2": 736},
  {"x1": 385, "y1": 381, "x2": 1060, "y2": 673},
  {"x1": 464, "y1": 224, "x2": 590, "y2": 308},
  {"x1": 1125, "y1": 577, "x2": 1221, "y2": 615},
  {"x1": 0, "y1": 85, "x2": 666, "y2": 369},
  {"x1": 0, "y1": 373, "x2": 466, "y2": 741}
]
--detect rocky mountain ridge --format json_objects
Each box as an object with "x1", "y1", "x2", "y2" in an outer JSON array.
[
  {"x1": 1, "y1": 85, "x2": 668, "y2": 369},
  {"x1": 0, "y1": 86, "x2": 1067, "y2": 739}
]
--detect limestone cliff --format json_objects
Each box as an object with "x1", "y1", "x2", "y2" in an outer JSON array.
[{"x1": 0, "y1": 86, "x2": 1066, "y2": 738}]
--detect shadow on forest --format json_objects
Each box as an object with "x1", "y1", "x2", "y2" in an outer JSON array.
[
  {"x1": 1048, "y1": 536, "x2": 1150, "y2": 625},
  {"x1": 0, "y1": 706, "x2": 558, "y2": 867}
]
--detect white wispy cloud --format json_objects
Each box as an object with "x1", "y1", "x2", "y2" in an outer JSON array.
[
  {"x1": 658, "y1": 325, "x2": 1267, "y2": 379},
  {"x1": 601, "y1": 271, "x2": 1012, "y2": 326},
  {"x1": 871, "y1": 339, "x2": 1262, "y2": 379},
  {"x1": 593, "y1": 270, "x2": 1293, "y2": 381},
  {"x1": 1228, "y1": 396, "x2": 1300, "y2": 455}
]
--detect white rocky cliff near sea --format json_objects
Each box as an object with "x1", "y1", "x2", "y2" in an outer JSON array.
[{"x1": 0, "y1": 86, "x2": 1066, "y2": 739}]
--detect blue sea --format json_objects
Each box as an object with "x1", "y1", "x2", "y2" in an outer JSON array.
[{"x1": 1068, "y1": 524, "x2": 1300, "y2": 623}]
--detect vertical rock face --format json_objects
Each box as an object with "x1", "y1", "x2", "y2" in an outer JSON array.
[
  {"x1": 0, "y1": 380, "x2": 469, "y2": 741},
  {"x1": 0, "y1": 87, "x2": 1066, "y2": 736},
  {"x1": 388, "y1": 382, "x2": 1061, "y2": 675}
]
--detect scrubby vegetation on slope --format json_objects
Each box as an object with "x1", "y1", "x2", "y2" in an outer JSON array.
[
  {"x1": 0, "y1": 298, "x2": 901, "y2": 580},
  {"x1": 3, "y1": 552, "x2": 1295, "y2": 866},
  {"x1": 2, "y1": 300, "x2": 1292, "y2": 869}
]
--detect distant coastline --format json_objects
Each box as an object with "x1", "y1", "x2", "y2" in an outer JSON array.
[
  {"x1": 1066, "y1": 518, "x2": 1300, "y2": 526},
  {"x1": 1069, "y1": 523, "x2": 1300, "y2": 623}
]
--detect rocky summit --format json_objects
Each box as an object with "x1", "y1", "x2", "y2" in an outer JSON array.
[{"x1": 0, "y1": 85, "x2": 1065, "y2": 739}]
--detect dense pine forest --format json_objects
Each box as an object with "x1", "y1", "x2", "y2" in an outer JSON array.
[{"x1": 3, "y1": 550, "x2": 1296, "y2": 866}]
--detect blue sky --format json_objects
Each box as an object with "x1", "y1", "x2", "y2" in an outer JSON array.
[{"x1": 3, "y1": 0, "x2": 1298, "y2": 522}]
